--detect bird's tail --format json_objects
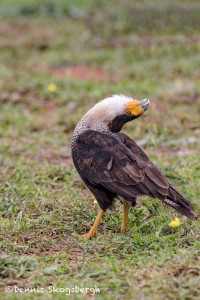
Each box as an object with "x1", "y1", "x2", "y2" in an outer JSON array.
[{"x1": 163, "y1": 185, "x2": 197, "y2": 219}]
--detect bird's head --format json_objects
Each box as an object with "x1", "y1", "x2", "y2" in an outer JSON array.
[{"x1": 86, "y1": 95, "x2": 150, "y2": 133}]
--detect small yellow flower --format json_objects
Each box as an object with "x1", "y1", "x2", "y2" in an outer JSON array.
[
  {"x1": 93, "y1": 199, "x2": 98, "y2": 204},
  {"x1": 48, "y1": 84, "x2": 57, "y2": 93},
  {"x1": 174, "y1": 79, "x2": 182, "y2": 88},
  {"x1": 169, "y1": 217, "x2": 181, "y2": 228}
]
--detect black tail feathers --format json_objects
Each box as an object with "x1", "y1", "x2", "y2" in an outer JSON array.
[{"x1": 164, "y1": 186, "x2": 197, "y2": 219}]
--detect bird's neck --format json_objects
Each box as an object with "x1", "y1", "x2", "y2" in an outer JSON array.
[
  {"x1": 71, "y1": 114, "x2": 110, "y2": 146},
  {"x1": 108, "y1": 114, "x2": 138, "y2": 133}
]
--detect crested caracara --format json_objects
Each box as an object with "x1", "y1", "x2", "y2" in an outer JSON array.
[{"x1": 71, "y1": 95, "x2": 196, "y2": 238}]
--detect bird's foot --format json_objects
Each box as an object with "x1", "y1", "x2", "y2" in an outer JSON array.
[
  {"x1": 81, "y1": 231, "x2": 97, "y2": 239},
  {"x1": 78, "y1": 209, "x2": 104, "y2": 239}
]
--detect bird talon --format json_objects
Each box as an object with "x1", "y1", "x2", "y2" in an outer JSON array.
[{"x1": 81, "y1": 231, "x2": 97, "y2": 239}]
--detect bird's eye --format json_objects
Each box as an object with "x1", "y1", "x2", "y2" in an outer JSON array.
[{"x1": 126, "y1": 111, "x2": 131, "y2": 116}]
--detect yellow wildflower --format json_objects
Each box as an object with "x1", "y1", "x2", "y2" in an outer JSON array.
[
  {"x1": 169, "y1": 217, "x2": 181, "y2": 228},
  {"x1": 48, "y1": 84, "x2": 57, "y2": 93},
  {"x1": 174, "y1": 79, "x2": 182, "y2": 88},
  {"x1": 93, "y1": 199, "x2": 98, "y2": 204}
]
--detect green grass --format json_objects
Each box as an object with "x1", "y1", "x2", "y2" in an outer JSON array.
[{"x1": 0, "y1": 1, "x2": 200, "y2": 299}]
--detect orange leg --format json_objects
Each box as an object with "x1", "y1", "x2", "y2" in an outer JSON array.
[
  {"x1": 82, "y1": 209, "x2": 104, "y2": 239},
  {"x1": 121, "y1": 203, "x2": 130, "y2": 233}
]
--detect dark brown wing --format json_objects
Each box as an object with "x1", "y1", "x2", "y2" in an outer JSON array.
[
  {"x1": 72, "y1": 130, "x2": 169, "y2": 200},
  {"x1": 121, "y1": 133, "x2": 170, "y2": 198}
]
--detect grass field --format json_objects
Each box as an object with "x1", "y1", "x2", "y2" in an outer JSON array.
[{"x1": 0, "y1": 1, "x2": 200, "y2": 299}]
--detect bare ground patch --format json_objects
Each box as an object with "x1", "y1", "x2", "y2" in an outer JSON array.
[{"x1": 48, "y1": 64, "x2": 118, "y2": 82}]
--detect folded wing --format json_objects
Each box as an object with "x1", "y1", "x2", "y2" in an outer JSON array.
[{"x1": 73, "y1": 130, "x2": 169, "y2": 200}]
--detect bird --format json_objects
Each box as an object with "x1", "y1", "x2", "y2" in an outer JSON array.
[{"x1": 71, "y1": 95, "x2": 196, "y2": 238}]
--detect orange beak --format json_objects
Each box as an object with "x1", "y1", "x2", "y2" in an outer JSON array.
[{"x1": 126, "y1": 99, "x2": 150, "y2": 116}]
